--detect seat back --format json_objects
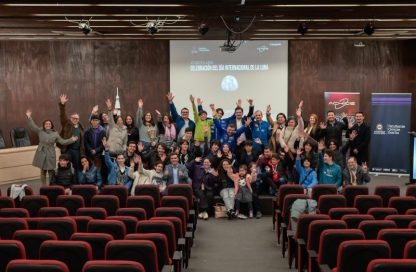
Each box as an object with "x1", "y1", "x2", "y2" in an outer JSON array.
[
  {"x1": 311, "y1": 184, "x2": 337, "y2": 201},
  {"x1": 87, "y1": 219, "x2": 126, "y2": 240},
  {"x1": 341, "y1": 214, "x2": 375, "y2": 229},
  {"x1": 406, "y1": 208, "x2": 416, "y2": 215},
  {"x1": 317, "y1": 195, "x2": 347, "y2": 214},
  {"x1": 6, "y1": 260, "x2": 69, "y2": 272},
  {"x1": 39, "y1": 240, "x2": 92, "y2": 272},
  {"x1": 0, "y1": 197, "x2": 15, "y2": 209},
  {"x1": 125, "y1": 233, "x2": 171, "y2": 269},
  {"x1": 127, "y1": 196, "x2": 155, "y2": 219},
  {"x1": 71, "y1": 185, "x2": 98, "y2": 207},
  {"x1": 367, "y1": 259, "x2": 416, "y2": 272},
  {"x1": 367, "y1": 207, "x2": 398, "y2": 220},
  {"x1": 277, "y1": 184, "x2": 304, "y2": 209},
  {"x1": 116, "y1": 208, "x2": 147, "y2": 221},
  {"x1": 39, "y1": 186, "x2": 66, "y2": 207},
  {"x1": 388, "y1": 196, "x2": 416, "y2": 214},
  {"x1": 13, "y1": 230, "x2": 57, "y2": 259},
  {"x1": 100, "y1": 185, "x2": 129, "y2": 208},
  {"x1": 404, "y1": 240, "x2": 416, "y2": 258},
  {"x1": 0, "y1": 130, "x2": 6, "y2": 149},
  {"x1": 294, "y1": 214, "x2": 330, "y2": 241},
  {"x1": 107, "y1": 216, "x2": 138, "y2": 234},
  {"x1": 354, "y1": 195, "x2": 383, "y2": 214},
  {"x1": 343, "y1": 185, "x2": 369, "y2": 207},
  {"x1": 358, "y1": 220, "x2": 397, "y2": 239},
  {"x1": 134, "y1": 185, "x2": 161, "y2": 207},
  {"x1": 82, "y1": 260, "x2": 145, "y2": 272},
  {"x1": 406, "y1": 184, "x2": 416, "y2": 197},
  {"x1": 76, "y1": 208, "x2": 107, "y2": 219},
  {"x1": 0, "y1": 208, "x2": 29, "y2": 218},
  {"x1": 150, "y1": 216, "x2": 183, "y2": 240},
  {"x1": 374, "y1": 185, "x2": 400, "y2": 207},
  {"x1": 21, "y1": 195, "x2": 49, "y2": 217},
  {"x1": 0, "y1": 240, "x2": 26, "y2": 272},
  {"x1": 105, "y1": 240, "x2": 159, "y2": 272},
  {"x1": 91, "y1": 195, "x2": 120, "y2": 216},
  {"x1": 161, "y1": 196, "x2": 189, "y2": 217},
  {"x1": 328, "y1": 207, "x2": 359, "y2": 220},
  {"x1": 378, "y1": 228, "x2": 416, "y2": 258},
  {"x1": 136, "y1": 220, "x2": 176, "y2": 257},
  {"x1": 70, "y1": 232, "x2": 113, "y2": 260},
  {"x1": 318, "y1": 229, "x2": 365, "y2": 269},
  {"x1": 307, "y1": 220, "x2": 347, "y2": 252},
  {"x1": 336, "y1": 240, "x2": 390, "y2": 272},
  {"x1": 384, "y1": 214, "x2": 416, "y2": 228},
  {"x1": 282, "y1": 194, "x2": 309, "y2": 225},
  {"x1": 167, "y1": 184, "x2": 194, "y2": 208},
  {"x1": 39, "y1": 207, "x2": 69, "y2": 217},
  {"x1": 10, "y1": 127, "x2": 31, "y2": 147},
  {"x1": 37, "y1": 217, "x2": 77, "y2": 240},
  {"x1": 0, "y1": 218, "x2": 28, "y2": 239},
  {"x1": 70, "y1": 216, "x2": 92, "y2": 232},
  {"x1": 155, "y1": 207, "x2": 187, "y2": 235},
  {"x1": 56, "y1": 195, "x2": 85, "y2": 216}
]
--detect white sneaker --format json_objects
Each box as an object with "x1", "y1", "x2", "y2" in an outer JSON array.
[
  {"x1": 198, "y1": 212, "x2": 204, "y2": 219},
  {"x1": 203, "y1": 211, "x2": 209, "y2": 220},
  {"x1": 238, "y1": 214, "x2": 248, "y2": 220}
]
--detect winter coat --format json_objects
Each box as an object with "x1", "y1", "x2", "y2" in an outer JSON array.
[
  {"x1": 27, "y1": 117, "x2": 74, "y2": 170},
  {"x1": 107, "y1": 110, "x2": 128, "y2": 155},
  {"x1": 57, "y1": 103, "x2": 84, "y2": 154},
  {"x1": 104, "y1": 151, "x2": 132, "y2": 191},
  {"x1": 50, "y1": 163, "x2": 75, "y2": 188},
  {"x1": 78, "y1": 164, "x2": 103, "y2": 187}
]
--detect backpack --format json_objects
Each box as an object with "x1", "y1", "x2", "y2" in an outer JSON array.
[{"x1": 290, "y1": 199, "x2": 317, "y2": 233}]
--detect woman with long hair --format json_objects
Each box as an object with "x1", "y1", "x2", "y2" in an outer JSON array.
[
  {"x1": 25, "y1": 109, "x2": 77, "y2": 185},
  {"x1": 105, "y1": 99, "x2": 128, "y2": 156},
  {"x1": 304, "y1": 113, "x2": 321, "y2": 141},
  {"x1": 125, "y1": 114, "x2": 140, "y2": 143},
  {"x1": 156, "y1": 110, "x2": 176, "y2": 148},
  {"x1": 136, "y1": 98, "x2": 159, "y2": 151}
]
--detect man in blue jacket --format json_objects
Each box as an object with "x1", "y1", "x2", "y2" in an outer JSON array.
[
  {"x1": 166, "y1": 92, "x2": 195, "y2": 140},
  {"x1": 247, "y1": 110, "x2": 272, "y2": 150}
]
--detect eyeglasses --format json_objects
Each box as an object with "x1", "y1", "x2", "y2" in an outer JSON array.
[
  {"x1": 181, "y1": 111, "x2": 189, "y2": 114},
  {"x1": 71, "y1": 117, "x2": 79, "y2": 120}
]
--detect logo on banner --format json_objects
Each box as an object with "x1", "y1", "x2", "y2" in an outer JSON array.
[
  {"x1": 328, "y1": 98, "x2": 356, "y2": 110},
  {"x1": 374, "y1": 123, "x2": 386, "y2": 135}
]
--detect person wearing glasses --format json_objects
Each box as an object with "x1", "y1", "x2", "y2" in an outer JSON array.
[
  {"x1": 58, "y1": 94, "x2": 84, "y2": 183},
  {"x1": 166, "y1": 92, "x2": 195, "y2": 141}
]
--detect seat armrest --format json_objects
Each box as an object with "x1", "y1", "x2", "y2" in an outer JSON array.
[
  {"x1": 173, "y1": 250, "x2": 182, "y2": 261},
  {"x1": 307, "y1": 249, "x2": 317, "y2": 258},
  {"x1": 319, "y1": 264, "x2": 332, "y2": 272},
  {"x1": 189, "y1": 209, "x2": 195, "y2": 215},
  {"x1": 185, "y1": 231, "x2": 193, "y2": 239},
  {"x1": 178, "y1": 238, "x2": 186, "y2": 246},
  {"x1": 161, "y1": 265, "x2": 174, "y2": 272},
  {"x1": 187, "y1": 223, "x2": 193, "y2": 230}
]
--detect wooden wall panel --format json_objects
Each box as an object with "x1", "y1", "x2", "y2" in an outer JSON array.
[{"x1": 289, "y1": 40, "x2": 416, "y2": 130}]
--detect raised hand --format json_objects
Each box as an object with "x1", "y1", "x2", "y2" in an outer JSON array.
[
  {"x1": 137, "y1": 142, "x2": 144, "y2": 153},
  {"x1": 283, "y1": 145, "x2": 289, "y2": 153},
  {"x1": 166, "y1": 92, "x2": 174, "y2": 102},
  {"x1": 197, "y1": 98, "x2": 203, "y2": 106},
  {"x1": 319, "y1": 122, "x2": 327, "y2": 130},
  {"x1": 155, "y1": 110, "x2": 161, "y2": 117},
  {"x1": 195, "y1": 157, "x2": 202, "y2": 163},
  {"x1": 134, "y1": 154, "x2": 142, "y2": 165},
  {"x1": 25, "y1": 109, "x2": 32, "y2": 118},
  {"x1": 236, "y1": 138, "x2": 244, "y2": 146},
  {"x1": 71, "y1": 136, "x2": 78, "y2": 142},
  {"x1": 296, "y1": 107, "x2": 302, "y2": 118},
  {"x1": 296, "y1": 148, "x2": 302, "y2": 157},
  {"x1": 255, "y1": 138, "x2": 262, "y2": 145},
  {"x1": 266, "y1": 104, "x2": 271, "y2": 114},
  {"x1": 348, "y1": 120, "x2": 354, "y2": 129},
  {"x1": 105, "y1": 99, "x2": 112, "y2": 110},
  {"x1": 341, "y1": 112, "x2": 347, "y2": 119},
  {"x1": 60, "y1": 94, "x2": 69, "y2": 105},
  {"x1": 189, "y1": 95, "x2": 195, "y2": 103},
  {"x1": 91, "y1": 105, "x2": 99, "y2": 114},
  {"x1": 245, "y1": 117, "x2": 252, "y2": 126},
  {"x1": 236, "y1": 98, "x2": 242, "y2": 107},
  {"x1": 138, "y1": 99, "x2": 144, "y2": 108},
  {"x1": 247, "y1": 99, "x2": 254, "y2": 106},
  {"x1": 209, "y1": 104, "x2": 215, "y2": 111},
  {"x1": 102, "y1": 137, "x2": 109, "y2": 150}
]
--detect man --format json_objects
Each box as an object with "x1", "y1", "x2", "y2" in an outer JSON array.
[
  {"x1": 319, "y1": 111, "x2": 348, "y2": 147},
  {"x1": 166, "y1": 92, "x2": 195, "y2": 140},
  {"x1": 214, "y1": 121, "x2": 247, "y2": 152},
  {"x1": 58, "y1": 94, "x2": 84, "y2": 182},
  {"x1": 318, "y1": 142, "x2": 342, "y2": 189},
  {"x1": 247, "y1": 111, "x2": 272, "y2": 150},
  {"x1": 84, "y1": 114, "x2": 106, "y2": 166},
  {"x1": 342, "y1": 156, "x2": 371, "y2": 186},
  {"x1": 164, "y1": 153, "x2": 192, "y2": 185},
  {"x1": 347, "y1": 112, "x2": 371, "y2": 164},
  {"x1": 236, "y1": 140, "x2": 261, "y2": 167},
  {"x1": 123, "y1": 141, "x2": 137, "y2": 167}
]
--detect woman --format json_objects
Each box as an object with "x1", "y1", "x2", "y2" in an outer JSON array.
[
  {"x1": 105, "y1": 99, "x2": 128, "y2": 156},
  {"x1": 301, "y1": 141, "x2": 318, "y2": 170},
  {"x1": 125, "y1": 114, "x2": 140, "y2": 143},
  {"x1": 266, "y1": 104, "x2": 287, "y2": 152},
  {"x1": 102, "y1": 138, "x2": 132, "y2": 191},
  {"x1": 217, "y1": 159, "x2": 237, "y2": 219},
  {"x1": 78, "y1": 155, "x2": 103, "y2": 188},
  {"x1": 156, "y1": 110, "x2": 176, "y2": 148},
  {"x1": 26, "y1": 109, "x2": 77, "y2": 186},
  {"x1": 304, "y1": 113, "x2": 320, "y2": 141},
  {"x1": 136, "y1": 99, "x2": 158, "y2": 150},
  {"x1": 328, "y1": 139, "x2": 346, "y2": 169},
  {"x1": 177, "y1": 140, "x2": 195, "y2": 165},
  {"x1": 129, "y1": 155, "x2": 165, "y2": 195},
  {"x1": 295, "y1": 149, "x2": 318, "y2": 195},
  {"x1": 279, "y1": 107, "x2": 304, "y2": 154}
]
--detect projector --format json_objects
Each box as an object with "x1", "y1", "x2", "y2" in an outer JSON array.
[{"x1": 220, "y1": 45, "x2": 237, "y2": 53}]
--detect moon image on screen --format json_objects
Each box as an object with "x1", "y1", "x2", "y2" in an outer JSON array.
[{"x1": 221, "y1": 75, "x2": 239, "y2": 92}]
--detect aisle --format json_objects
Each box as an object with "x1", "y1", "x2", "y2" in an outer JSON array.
[{"x1": 187, "y1": 217, "x2": 289, "y2": 272}]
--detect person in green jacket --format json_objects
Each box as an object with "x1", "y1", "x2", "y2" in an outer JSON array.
[
  {"x1": 317, "y1": 141, "x2": 342, "y2": 190},
  {"x1": 190, "y1": 94, "x2": 213, "y2": 143}
]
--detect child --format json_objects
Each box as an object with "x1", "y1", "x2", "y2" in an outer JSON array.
[
  {"x1": 234, "y1": 164, "x2": 254, "y2": 219},
  {"x1": 295, "y1": 149, "x2": 318, "y2": 195},
  {"x1": 264, "y1": 153, "x2": 286, "y2": 196},
  {"x1": 50, "y1": 154, "x2": 75, "y2": 194}
]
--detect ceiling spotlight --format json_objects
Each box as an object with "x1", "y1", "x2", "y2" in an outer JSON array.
[
  {"x1": 146, "y1": 21, "x2": 159, "y2": 35},
  {"x1": 198, "y1": 23, "x2": 209, "y2": 35},
  {"x1": 363, "y1": 22, "x2": 375, "y2": 36},
  {"x1": 297, "y1": 22, "x2": 308, "y2": 35},
  {"x1": 78, "y1": 21, "x2": 91, "y2": 35}
]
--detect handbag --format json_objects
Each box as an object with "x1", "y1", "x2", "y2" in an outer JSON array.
[{"x1": 213, "y1": 203, "x2": 227, "y2": 218}]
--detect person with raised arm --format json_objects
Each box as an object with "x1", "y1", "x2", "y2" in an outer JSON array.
[
  {"x1": 129, "y1": 155, "x2": 165, "y2": 195},
  {"x1": 342, "y1": 157, "x2": 371, "y2": 186},
  {"x1": 246, "y1": 109, "x2": 272, "y2": 150},
  {"x1": 25, "y1": 109, "x2": 77, "y2": 185},
  {"x1": 135, "y1": 98, "x2": 158, "y2": 151},
  {"x1": 155, "y1": 110, "x2": 176, "y2": 148},
  {"x1": 166, "y1": 92, "x2": 195, "y2": 140},
  {"x1": 317, "y1": 141, "x2": 342, "y2": 190},
  {"x1": 295, "y1": 148, "x2": 318, "y2": 195},
  {"x1": 346, "y1": 112, "x2": 371, "y2": 165},
  {"x1": 105, "y1": 98, "x2": 127, "y2": 157},
  {"x1": 190, "y1": 94, "x2": 214, "y2": 144},
  {"x1": 266, "y1": 104, "x2": 287, "y2": 153},
  {"x1": 319, "y1": 111, "x2": 349, "y2": 148},
  {"x1": 279, "y1": 101, "x2": 305, "y2": 155}
]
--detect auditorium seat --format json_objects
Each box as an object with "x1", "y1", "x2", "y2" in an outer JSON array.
[
  {"x1": 341, "y1": 214, "x2": 375, "y2": 229},
  {"x1": 0, "y1": 208, "x2": 29, "y2": 218},
  {"x1": 0, "y1": 240, "x2": 26, "y2": 272},
  {"x1": 70, "y1": 216, "x2": 92, "y2": 232},
  {"x1": 134, "y1": 184, "x2": 161, "y2": 207},
  {"x1": 155, "y1": 207, "x2": 187, "y2": 237},
  {"x1": 77, "y1": 208, "x2": 107, "y2": 219},
  {"x1": 116, "y1": 208, "x2": 147, "y2": 221},
  {"x1": 0, "y1": 218, "x2": 28, "y2": 239},
  {"x1": 39, "y1": 207, "x2": 69, "y2": 217},
  {"x1": 0, "y1": 197, "x2": 15, "y2": 209},
  {"x1": 107, "y1": 216, "x2": 138, "y2": 234},
  {"x1": 332, "y1": 240, "x2": 390, "y2": 272},
  {"x1": 367, "y1": 259, "x2": 416, "y2": 272},
  {"x1": 354, "y1": 195, "x2": 383, "y2": 214},
  {"x1": 405, "y1": 184, "x2": 416, "y2": 198},
  {"x1": 82, "y1": 261, "x2": 145, "y2": 272},
  {"x1": 404, "y1": 240, "x2": 416, "y2": 258},
  {"x1": 388, "y1": 196, "x2": 416, "y2": 214},
  {"x1": 405, "y1": 208, "x2": 416, "y2": 215},
  {"x1": 71, "y1": 185, "x2": 98, "y2": 207},
  {"x1": 367, "y1": 207, "x2": 398, "y2": 220},
  {"x1": 167, "y1": 184, "x2": 197, "y2": 230},
  {"x1": 20, "y1": 195, "x2": 49, "y2": 217},
  {"x1": 0, "y1": 130, "x2": 6, "y2": 149},
  {"x1": 136, "y1": 220, "x2": 177, "y2": 258},
  {"x1": 7, "y1": 186, "x2": 33, "y2": 207},
  {"x1": 37, "y1": 217, "x2": 77, "y2": 240},
  {"x1": 6, "y1": 260, "x2": 69, "y2": 272},
  {"x1": 127, "y1": 196, "x2": 155, "y2": 219},
  {"x1": 13, "y1": 229, "x2": 57, "y2": 259},
  {"x1": 10, "y1": 127, "x2": 31, "y2": 147},
  {"x1": 56, "y1": 195, "x2": 85, "y2": 216},
  {"x1": 39, "y1": 186, "x2": 66, "y2": 207},
  {"x1": 317, "y1": 195, "x2": 346, "y2": 215},
  {"x1": 377, "y1": 228, "x2": 416, "y2": 258},
  {"x1": 343, "y1": 185, "x2": 369, "y2": 207},
  {"x1": 91, "y1": 195, "x2": 119, "y2": 216},
  {"x1": 100, "y1": 185, "x2": 129, "y2": 208},
  {"x1": 384, "y1": 214, "x2": 416, "y2": 228},
  {"x1": 374, "y1": 185, "x2": 400, "y2": 207},
  {"x1": 40, "y1": 240, "x2": 92, "y2": 272},
  {"x1": 87, "y1": 219, "x2": 126, "y2": 240},
  {"x1": 358, "y1": 220, "x2": 397, "y2": 239},
  {"x1": 328, "y1": 207, "x2": 359, "y2": 220},
  {"x1": 311, "y1": 184, "x2": 337, "y2": 202},
  {"x1": 71, "y1": 232, "x2": 113, "y2": 260}
]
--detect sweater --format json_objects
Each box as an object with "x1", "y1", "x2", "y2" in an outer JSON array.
[
  {"x1": 295, "y1": 158, "x2": 318, "y2": 189},
  {"x1": 318, "y1": 152, "x2": 342, "y2": 187}
]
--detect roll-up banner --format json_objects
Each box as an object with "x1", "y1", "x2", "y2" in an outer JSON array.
[
  {"x1": 324, "y1": 92, "x2": 360, "y2": 121},
  {"x1": 370, "y1": 93, "x2": 412, "y2": 174}
]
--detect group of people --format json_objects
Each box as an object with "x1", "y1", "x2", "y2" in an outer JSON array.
[{"x1": 26, "y1": 92, "x2": 371, "y2": 220}]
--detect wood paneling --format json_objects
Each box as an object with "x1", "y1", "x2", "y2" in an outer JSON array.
[
  {"x1": 0, "y1": 40, "x2": 169, "y2": 147},
  {"x1": 288, "y1": 40, "x2": 416, "y2": 130}
]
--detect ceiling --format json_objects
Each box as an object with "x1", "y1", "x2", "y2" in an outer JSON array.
[{"x1": 1, "y1": 0, "x2": 416, "y2": 40}]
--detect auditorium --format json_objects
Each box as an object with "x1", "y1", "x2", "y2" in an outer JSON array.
[{"x1": 0, "y1": 1, "x2": 416, "y2": 272}]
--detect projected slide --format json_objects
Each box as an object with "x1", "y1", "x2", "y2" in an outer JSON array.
[{"x1": 170, "y1": 40, "x2": 288, "y2": 118}]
